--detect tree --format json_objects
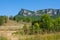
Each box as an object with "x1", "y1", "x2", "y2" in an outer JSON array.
[
  {"x1": 0, "y1": 16, "x2": 8, "y2": 26},
  {"x1": 0, "y1": 16, "x2": 5, "y2": 26},
  {"x1": 0, "y1": 18, "x2": 4, "y2": 25},
  {"x1": 40, "y1": 14, "x2": 53, "y2": 32},
  {"x1": 54, "y1": 17, "x2": 60, "y2": 32},
  {"x1": 33, "y1": 22, "x2": 40, "y2": 34},
  {"x1": 29, "y1": 22, "x2": 41, "y2": 34}
]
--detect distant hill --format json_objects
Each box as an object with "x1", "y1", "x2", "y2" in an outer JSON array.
[{"x1": 17, "y1": 8, "x2": 60, "y2": 16}]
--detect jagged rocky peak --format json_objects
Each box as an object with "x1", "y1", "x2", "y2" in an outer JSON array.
[
  {"x1": 18, "y1": 9, "x2": 35, "y2": 16},
  {"x1": 18, "y1": 8, "x2": 60, "y2": 16}
]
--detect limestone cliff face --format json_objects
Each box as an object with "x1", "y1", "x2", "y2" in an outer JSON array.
[
  {"x1": 18, "y1": 8, "x2": 60, "y2": 16},
  {"x1": 18, "y1": 9, "x2": 35, "y2": 16}
]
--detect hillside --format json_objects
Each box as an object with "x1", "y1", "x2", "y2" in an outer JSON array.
[{"x1": 0, "y1": 20, "x2": 31, "y2": 30}]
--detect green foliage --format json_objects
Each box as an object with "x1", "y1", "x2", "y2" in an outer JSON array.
[
  {"x1": 0, "y1": 16, "x2": 8, "y2": 26},
  {"x1": 13, "y1": 14, "x2": 60, "y2": 35},
  {"x1": 0, "y1": 17, "x2": 4, "y2": 25},
  {"x1": 13, "y1": 15, "x2": 40, "y2": 22},
  {"x1": 0, "y1": 16, "x2": 5, "y2": 25},
  {"x1": 54, "y1": 17, "x2": 60, "y2": 31},
  {"x1": 40, "y1": 14, "x2": 51, "y2": 29},
  {"x1": 30, "y1": 14, "x2": 60, "y2": 34},
  {"x1": 32, "y1": 23, "x2": 40, "y2": 34}
]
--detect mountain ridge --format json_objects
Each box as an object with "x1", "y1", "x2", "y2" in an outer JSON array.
[{"x1": 17, "y1": 8, "x2": 60, "y2": 16}]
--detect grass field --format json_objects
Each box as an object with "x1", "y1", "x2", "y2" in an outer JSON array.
[
  {"x1": 17, "y1": 33, "x2": 60, "y2": 40},
  {"x1": 1, "y1": 32, "x2": 60, "y2": 40},
  {"x1": 0, "y1": 28, "x2": 60, "y2": 40}
]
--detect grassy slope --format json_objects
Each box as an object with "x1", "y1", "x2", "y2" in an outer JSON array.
[
  {"x1": 0, "y1": 20, "x2": 28, "y2": 30},
  {"x1": 0, "y1": 20, "x2": 60, "y2": 40},
  {"x1": 18, "y1": 33, "x2": 60, "y2": 40}
]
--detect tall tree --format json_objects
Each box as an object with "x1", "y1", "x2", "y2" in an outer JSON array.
[
  {"x1": 40, "y1": 14, "x2": 52, "y2": 32},
  {"x1": 55, "y1": 17, "x2": 60, "y2": 32}
]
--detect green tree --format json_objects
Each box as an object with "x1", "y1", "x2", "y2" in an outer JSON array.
[
  {"x1": 40, "y1": 14, "x2": 53, "y2": 32},
  {"x1": 0, "y1": 16, "x2": 5, "y2": 26},
  {"x1": 0, "y1": 18, "x2": 4, "y2": 25},
  {"x1": 54, "y1": 17, "x2": 60, "y2": 32},
  {"x1": 0, "y1": 16, "x2": 8, "y2": 26},
  {"x1": 33, "y1": 22, "x2": 40, "y2": 34},
  {"x1": 29, "y1": 22, "x2": 41, "y2": 34}
]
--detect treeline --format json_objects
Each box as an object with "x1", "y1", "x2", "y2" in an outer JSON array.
[{"x1": 13, "y1": 15, "x2": 40, "y2": 22}]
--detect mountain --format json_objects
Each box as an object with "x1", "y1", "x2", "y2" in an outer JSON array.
[
  {"x1": 18, "y1": 9, "x2": 35, "y2": 16},
  {"x1": 18, "y1": 8, "x2": 60, "y2": 16}
]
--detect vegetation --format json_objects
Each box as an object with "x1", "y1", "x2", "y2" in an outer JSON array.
[
  {"x1": 13, "y1": 14, "x2": 60, "y2": 35},
  {"x1": 29, "y1": 14, "x2": 60, "y2": 34},
  {"x1": 0, "y1": 16, "x2": 8, "y2": 26},
  {"x1": 1, "y1": 14, "x2": 60, "y2": 40},
  {"x1": 13, "y1": 15, "x2": 40, "y2": 22},
  {"x1": 18, "y1": 33, "x2": 60, "y2": 40}
]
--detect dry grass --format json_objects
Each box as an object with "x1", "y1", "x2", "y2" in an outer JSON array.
[
  {"x1": 18, "y1": 33, "x2": 60, "y2": 40},
  {"x1": 0, "y1": 31, "x2": 60, "y2": 40}
]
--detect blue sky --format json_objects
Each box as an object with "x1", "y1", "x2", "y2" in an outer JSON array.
[{"x1": 0, "y1": 0, "x2": 60, "y2": 16}]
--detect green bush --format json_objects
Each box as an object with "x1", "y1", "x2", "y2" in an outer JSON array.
[{"x1": 0, "y1": 16, "x2": 8, "y2": 26}]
